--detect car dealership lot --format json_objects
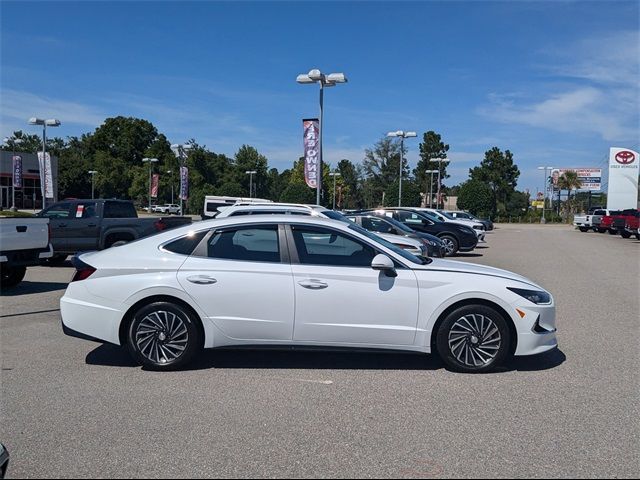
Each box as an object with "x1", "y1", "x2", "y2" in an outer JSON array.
[{"x1": 1, "y1": 225, "x2": 638, "y2": 478}]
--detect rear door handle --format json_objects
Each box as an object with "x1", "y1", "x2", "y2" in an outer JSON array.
[
  {"x1": 187, "y1": 275, "x2": 218, "y2": 285},
  {"x1": 298, "y1": 279, "x2": 328, "y2": 290}
]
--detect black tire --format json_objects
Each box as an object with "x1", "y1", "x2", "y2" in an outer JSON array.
[
  {"x1": 439, "y1": 235, "x2": 459, "y2": 256},
  {"x1": 620, "y1": 231, "x2": 631, "y2": 239},
  {"x1": 635, "y1": 233, "x2": 640, "y2": 240},
  {"x1": 578, "y1": 227, "x2": 589, "y2": 232},
  {"x1": 127, "y1": 301, "x2": 202, "y2": 370},
  {"x1": 109, "y1": 240, "x2": 128, "y2": 248},
  {"x1": 608, "y1": 229, "x2": 617, "y2": 235},
  {"x1": 1, "y1": 265, "x2": 27, "y2": 288},
  {"x1": 597, "y1": 228, "x2": 607, "y2": 233},
  {"x1": 435, "y1": 304, "x2": 511, "y2": 373}
]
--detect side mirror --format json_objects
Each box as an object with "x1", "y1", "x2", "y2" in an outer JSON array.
[{"x1": 371, "y1": 254, "x2": 397, "y2": 277}]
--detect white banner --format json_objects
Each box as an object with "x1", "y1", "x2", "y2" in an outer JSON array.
[
  {"x1": 607, "y1": 148, "x2": 639, "y2": 210},
  {"x1": 37, "y1": 152, "x2": 54, "y2": 199}
]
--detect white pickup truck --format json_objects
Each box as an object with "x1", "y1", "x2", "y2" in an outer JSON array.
[
  {"x1": 0, "y1": 217, "x2": 53, "y2": 288},
  {"x1": 573, "y1": 209, "x2": 609, "y2": 232}
]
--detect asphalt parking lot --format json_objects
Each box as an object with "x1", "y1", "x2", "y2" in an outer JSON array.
[{"x1": 1, "y1": 224, "x2": 638, "y2": 478}]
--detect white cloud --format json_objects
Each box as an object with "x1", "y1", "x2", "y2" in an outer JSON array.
[
  {"x1": 479, "y1": 30, "x2": 640, "y2": 143},
  {"x1": 0, "y1": 89, "x2": 106, "y2": 128}
]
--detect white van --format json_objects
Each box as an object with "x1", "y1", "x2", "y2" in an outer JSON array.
[{"x1": 202, "y1": 196, "x2": 272, "y2": 218}]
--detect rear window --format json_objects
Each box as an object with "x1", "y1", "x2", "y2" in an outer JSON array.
[
  {"x1": 163, "y1": 231, "x2": 208, "y2": 255},
  {"x1": 104, "y1": 201, "x2": 137, "y2": 218}
]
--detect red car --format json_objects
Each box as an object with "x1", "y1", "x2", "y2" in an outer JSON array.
[{"x1": 613, "y1": 209, "x2": 640, "y2": 239}]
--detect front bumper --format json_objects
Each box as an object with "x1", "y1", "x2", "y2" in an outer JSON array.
[{"x1": 511, "y1": 302, "x2": 558, "y2": 356}]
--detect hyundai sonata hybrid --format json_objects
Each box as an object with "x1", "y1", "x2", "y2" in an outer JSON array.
[{"x1": 61, "y1": 216, "x2": 557, "y2": 373}]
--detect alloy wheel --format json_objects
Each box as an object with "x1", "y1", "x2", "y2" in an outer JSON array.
[
  {"x1": 447, "y1": 313, "x2": 501, "y2": 368},
  {"x1": 134, "y1": 310, "x2": 189, "y2": 365},
  {"x1": 441, "y1": 237, "x2": 456, "y2": 255}
]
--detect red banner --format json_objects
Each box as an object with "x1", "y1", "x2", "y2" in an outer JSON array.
[
  {"x1": 151, "y1": 173, "x2": 160, "y2": 198},
  {"x1": 303, "y1": 118, "x2": 320, "y2": 189}
]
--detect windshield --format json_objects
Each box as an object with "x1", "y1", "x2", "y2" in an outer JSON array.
[
  {"x1": 438, "y1": 210, "x2": 456, "y2": 220},
  {"x1": 321, "y1": 209, "x2": 352, "y2": 223},
  {"x1": 373, "y1": 215, "x2": 415, "y2": 233},
  {"x1": 418, "y1": 210, "x2": 444, "y2": 223},
  {"x1": 347, "y1": 223, "x2": 428, "y2": 265}
]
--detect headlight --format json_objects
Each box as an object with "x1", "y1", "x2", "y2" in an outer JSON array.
[{"x1": 507, "y1": 287, "x2": 552, "y2": 305}]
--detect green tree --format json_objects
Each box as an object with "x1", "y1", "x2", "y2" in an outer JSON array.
[
  {"x1": 457, "y1": 180, "x2": 495, "y2": 217},
  {"x1": 557, "y1": 171, "x2": 582, "y2": 217},
  {"x1": 384, "y1": 179, "x2": 422, "y2": 207},
  {"x1": 337, "y1": 159, "x2": 362, "y2": 209},
  {"x1": 469, "y1": 147, "x2": 520, "y2": 213},
  {"x1": 225, "y1": 145, "x2": 269, "y2": 198},
  {"x1": 57, "y1": 137, "x2": 91, "y2": 199},
  {"x1": 414, "y1": 131, "x2": 450, "y2": 204},
  {"x1": 280, "y1": 183, "x2": 316, "y2": 204},
  {"x1": 362, "y1": 136, "x2": 405, "y2": 206}
]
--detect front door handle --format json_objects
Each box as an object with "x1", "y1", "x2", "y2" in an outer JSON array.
[
  {"x1": 187, "y1": 275, "x2": 218, "y2": 285},
  {"x1": 298, "y1": 279, "x2": 328, "y2": 290}
]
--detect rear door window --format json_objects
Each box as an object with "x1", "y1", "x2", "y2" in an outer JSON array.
[{"x1": 206, "y1": 225, "x2": 281, "y2": 263}]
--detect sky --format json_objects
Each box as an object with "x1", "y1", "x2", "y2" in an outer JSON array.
[{"x1": 1, "y1": 0, "x2": 639, "y2": 194}]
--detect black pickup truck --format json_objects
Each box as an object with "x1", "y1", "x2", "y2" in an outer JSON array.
[{"x1": 38, "y1": 199, "x2": 192, "y2": 263}]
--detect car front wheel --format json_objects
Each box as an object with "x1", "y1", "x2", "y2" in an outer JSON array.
[
  {"x1": 439, "y1": 235, "x2": 459, "y2": 256},
  {"x1": 127, "y1": 301, "x2": 201, "y2": 370},
  {"x1": 436, "y1": 305, "x2": 511, "y2": 373}
]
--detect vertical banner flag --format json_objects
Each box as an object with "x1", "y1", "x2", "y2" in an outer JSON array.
[
  {"x1": 607, "y1": 147, "x2": 639, "y2": 210},
  {"x1": 303, "y1": 118, "x2": 320, "y2": 189},
  {"x1": 180, "y1": 166, "x2": 189, "y2": 200},
  {"x1": 151, "y1": 173, "x2": 160, "y2": 198},
  {"x1": 37, "y1": 152, "x2": 54, "y2": 198},
  {"x1": 12, "y1": 155, "x2": 23, "y2": 188}
]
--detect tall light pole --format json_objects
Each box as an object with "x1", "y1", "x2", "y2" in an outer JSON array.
[
  {"x1": 167, "y1": 170, "x2": 174, "y2": 204},
  {"x1": 171, "y1": 143, "x2": 193, "y2": 215},
  {"x1": 434, "y1": 158, "x2": 450, "y2": 209},
  {"x1": 387, "y1": 131, "x2": 417, "y2": 206},
  {"x1": 3, "y1": 136, "x2": 23, "y2": 211},
  {"x1": 328, "y1": 171, "x2": 341, "y2": 210},
  {"x1": 245, "y1": 170, "x2": 257, "y2": 198},
  {"x1": 296, "y1": 69, "x2": 348, "y2": 206},
  {"x1": 28, "y1": 117, "x2": 61, "y2": 209},
  {"x1": 88, "y1": 170, "x2": 98, "y2": 199},
  {"x1": 537, "y1": 166, "x2": 554, "y2": 223},
  {"x1": 142, "y1": 158, "x2": 158, "y2": 213},
  {"x1": 425, "y1": 169, "x2": 438, "y2": 207}
]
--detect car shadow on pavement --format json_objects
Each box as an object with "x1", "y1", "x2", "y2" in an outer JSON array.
[
  {"x1": 454, "y1": 253, "x2": 483, "y2": 258},
  {"x1": 0, "y1": 281, "x2": 69, "y2": 296},
  {"x1": 86, "y1": 344, "x2": 444, "y2": 370},
  {"x1": 86, "y1": 344, "x2": 566, "y2": 373}
]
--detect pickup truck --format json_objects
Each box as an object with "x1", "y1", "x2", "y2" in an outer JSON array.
[
  {"x1": 37, "y1": 199, "x2": 192, "y2": 263},
  {"x1": 0, "y1": 217, "x2": 53, "y2": 287},
  {"x1": 574, "y1": 209, "x2": 610, "y2": 232},
  {"x1": 599, "y1": 211, "x2": 622, "y2": 235},
  {"x1": 612, "y1": 209, "x2": 640, "y2": 239}
]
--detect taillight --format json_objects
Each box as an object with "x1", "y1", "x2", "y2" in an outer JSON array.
[
  {"x1": 71, "y1": 267, "x2": 96, "y2": 282},
  {"x1": 154, "y1": 219, "x2": 167, "y2": 231},
  {"x1": 70, "y1": 256, "x2": 96, "y2": 282}
]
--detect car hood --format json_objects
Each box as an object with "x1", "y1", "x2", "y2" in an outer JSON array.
[{"x1": 413, "y1": 258, "x2": 543, "y2": 289}]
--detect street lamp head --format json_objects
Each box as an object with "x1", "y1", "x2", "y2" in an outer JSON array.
[
  {"x1": 327, "y1": 73, "x2": 347, "y2": 84},
  {"x1": 88, "y1": 170, "x2": 98, "y2": 174},
  {"x1": 296, "y1": 74, "x2": 314, "y2": 84},
  {"x1": 45, "y1": 119, "x2": 61, "y2": 127},
  {"x1": 28, "y1": 117, "x2": 45, "y2": 125},
  {"x1": 308, "y1": 69, "x2": 323, "y2": 81},
  {"x1": 405, "y1": 132, "x2": 417, "y2": 138},
  {"x1": 245, "y1": 170, "x2": 257, "y2": 175},
  {"x1": 142, "y1": 157, "x2": 159, "y2": 163},
  {"x1": 387, "y1": 131, "x2": 401, "y2": 137}
]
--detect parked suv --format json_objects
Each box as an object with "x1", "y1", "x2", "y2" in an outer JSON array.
[
  {"x1": 364, "y1": 208, "x2": 479, "y2": 256},
  {"x1": 449, "y1": 211, "x2": 494, "y2": 231},
  {"x1": 153, "y1": 204, "x2": 180, "y2": 214},
  {"x1": 345, "y1": 212, "x2": 446, "y2": 258}
]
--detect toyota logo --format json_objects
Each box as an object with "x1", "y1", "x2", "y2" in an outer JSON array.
[{"x1": 615, "y1": 151, "x2": 636, "y2": 165}]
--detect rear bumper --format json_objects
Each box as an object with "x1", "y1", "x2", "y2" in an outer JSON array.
[{"x1": 0, "y1": 245, "x2": 53, "y2": 266}]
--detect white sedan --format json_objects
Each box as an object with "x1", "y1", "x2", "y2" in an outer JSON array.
[{"x1": 61, "y1": 216, "x2": 558, "y2": 373}]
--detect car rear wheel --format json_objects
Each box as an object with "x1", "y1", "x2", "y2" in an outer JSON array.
[
  {"x1": 0, "y1": 265, "x2": 26, "y2": 288},
  {"x1": 620, "y1": 231, "x2": 632, "y2": 239},
  {"x1": 597, "y1": 228, "x2": 607, "y2": 233},
  {"x1": 436, "y1": 304, "x2": 511, "y2": 373},
  {"x1": 439, "y1": 235, "x2": 459, "y2": 256},
  {"x1": 578, "y1": 227, "x2": 589, "y2": 232},
  {"x1": 608, "y1": 229, "x2": 617, "y2": 235},
  {"x1": 127, "y1": 302, "x2": 201, "y2": 370}
]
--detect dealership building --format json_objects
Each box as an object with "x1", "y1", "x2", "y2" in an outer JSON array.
[{"x1": 0, "y1": 150, "x2": 58, "y2": 210}]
